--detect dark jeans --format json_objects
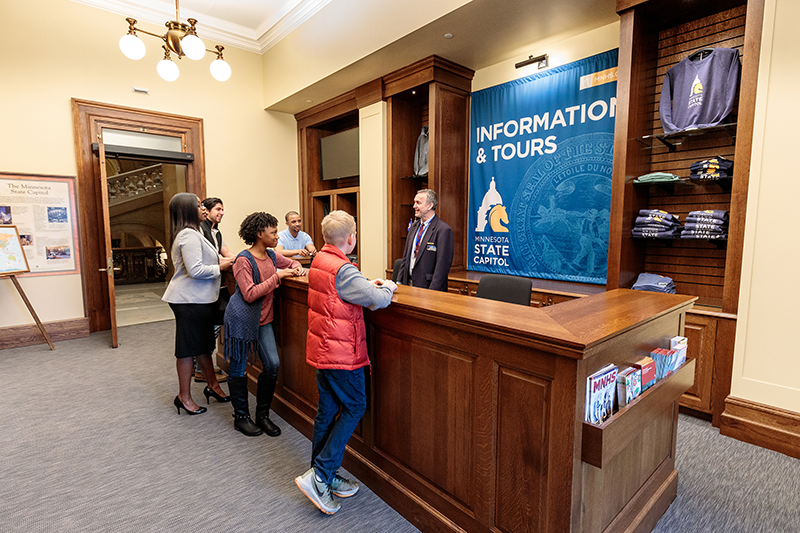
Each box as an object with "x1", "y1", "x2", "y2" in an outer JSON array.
[
  {"x1": 227, "y1": 323, "x2": 280, "y2": 379},
  {"x1": 311, "y1": 368, "x2": 367, "y2": 485}
]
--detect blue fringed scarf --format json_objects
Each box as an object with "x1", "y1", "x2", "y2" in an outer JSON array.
[{"x1": 223, "y1": 249, "x2": 276, "y2": 364}]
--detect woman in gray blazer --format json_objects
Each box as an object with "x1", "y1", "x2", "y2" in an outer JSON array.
[{"x1": 163, "y1": 193, "x2": 234, "y2": 414}]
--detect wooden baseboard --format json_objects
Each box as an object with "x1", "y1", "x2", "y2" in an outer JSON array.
[
  {"x1": 0, "y1": 317, "x2": 90, "y2": 350},
  {"x1": 720, "y1": 396, "x2": 800, "y2": 460}
]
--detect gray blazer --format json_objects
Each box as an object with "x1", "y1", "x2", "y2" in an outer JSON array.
[{"x1": 162, "y1": 228, "x2": 221, "y2": 304}]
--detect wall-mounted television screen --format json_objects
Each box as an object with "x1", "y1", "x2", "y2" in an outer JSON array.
[{"x1": 320, "y1": 128, "x2": 359, "y2": 181}]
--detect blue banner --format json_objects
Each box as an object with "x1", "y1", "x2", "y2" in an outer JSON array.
[{"x1": 468, "y1": 49, "x2": 618, "y2": 285}]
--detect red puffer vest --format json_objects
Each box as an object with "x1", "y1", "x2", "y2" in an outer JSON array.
[{"x1": 306, "y1": 244, "x2": 369, "y2": 370}]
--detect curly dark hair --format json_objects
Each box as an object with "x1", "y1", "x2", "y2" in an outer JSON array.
[{"x1": 238, "y1": 212, "x2": 278, "y2": 245}]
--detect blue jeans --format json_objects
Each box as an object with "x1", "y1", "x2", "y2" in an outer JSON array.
[
  {"x1": 311, "y1": 368, "x2": 367, "y2": 485},
  {"x1": 227, "y1": 323, "x2": 280, "y2": 379}
]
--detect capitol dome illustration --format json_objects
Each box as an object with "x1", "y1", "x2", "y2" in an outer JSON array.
[{"x1": 476, "y1": 177, "x2": 503, "y2": 231}]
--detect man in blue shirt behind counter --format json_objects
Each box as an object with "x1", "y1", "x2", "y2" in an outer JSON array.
[{"x1": 276, "y1": 210, "x2": 317, "y2": 259}]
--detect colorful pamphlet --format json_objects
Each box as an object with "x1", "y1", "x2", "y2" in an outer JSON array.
[
  {"x1": 632, "y1": 356, "x2": 657, "y2": 391},
  {"x1": 670, "y1": 336, "x2": 688, "y2": 367},
  {"x1": 616, "y1": 366, "x2": 642, "y2": 407},
  {"x1": 585, "y1": 364, "x2": 619, "y2": 425}
]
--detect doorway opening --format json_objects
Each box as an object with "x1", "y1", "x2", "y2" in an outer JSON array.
[
  {"x1": 72, "y1": 98, "x2": 207, "y2": 344},
  {"x1": 105, "y1": 157, "x2": 188, "y2": 326}
]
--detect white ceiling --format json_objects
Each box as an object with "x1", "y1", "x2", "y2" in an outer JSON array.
[
  {"x1": 76, "y1": 0, "x2": 619, "y2": 113},
  {"x1": 73, "y1": 0, "x2": 335, "y2": 53}
]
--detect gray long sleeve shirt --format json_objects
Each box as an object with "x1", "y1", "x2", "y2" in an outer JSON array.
[{"x1": 335, "y1": 264, "x2": 393, "y2": 311}]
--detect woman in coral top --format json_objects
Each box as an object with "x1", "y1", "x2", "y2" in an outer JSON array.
[{"x1": 224, "y1": 212, "x2": 304, "y2": 436}]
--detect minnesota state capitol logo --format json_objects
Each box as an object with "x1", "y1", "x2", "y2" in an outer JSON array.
[
  {"x1": 476, "y1": 177, "x2": 509, "y2": 232},
  {"x1": 473, "y1": 177, "x2": 511, "y2": 267}
]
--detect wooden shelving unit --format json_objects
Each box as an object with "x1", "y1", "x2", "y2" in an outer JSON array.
[{"x1": 607, "y1": 0, "x2": 765, "y2": 424}]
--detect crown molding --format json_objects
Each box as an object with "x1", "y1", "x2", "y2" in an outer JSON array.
[
  {"x1": 71, "y1": 0, "x2": 329, "y2": 55},
  {"x1": 256, "y1": 0, "x2": 333, "y2": 53}
]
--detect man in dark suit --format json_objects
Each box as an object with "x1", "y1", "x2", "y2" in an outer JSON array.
[{"x1": 397, "y1": 189, "x2": 454, "y2": 291}]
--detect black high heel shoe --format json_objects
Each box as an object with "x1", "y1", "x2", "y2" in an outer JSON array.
[
  {"x1": 174, "y1": 396, "x2": 207, "y2": 415},
  {"x1": 203, "y1": 386, "x2": 231, "y2": 404}
]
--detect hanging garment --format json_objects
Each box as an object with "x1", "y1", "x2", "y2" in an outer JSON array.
[{"x1": 659, "y1": 48, "x2": 740, "y2": 135}]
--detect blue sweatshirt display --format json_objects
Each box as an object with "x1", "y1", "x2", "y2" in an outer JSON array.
[{"x1": 659, "y1": 48, "x2": 740, "y2": 135}]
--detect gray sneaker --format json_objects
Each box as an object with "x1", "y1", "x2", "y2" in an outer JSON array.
[
  {"x1": 295, "y1": 468, "x2": 340, "y2": 515},
  {"x1": 331, "y1": 473, "x2": 359, "y2": 498}
]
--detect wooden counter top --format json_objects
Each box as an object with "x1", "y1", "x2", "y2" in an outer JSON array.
[{"x1": 283, "y1": 277, "x2": 695, "y2": 359}]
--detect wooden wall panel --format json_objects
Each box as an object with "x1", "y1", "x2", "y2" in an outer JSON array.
[
  {"x1": 495, "y1": 366, "x2": 550, "y2": 533},
  {"x1": 429, "y1": 84, "x2": 470, "y2": 272},
  {"x1": 581, "y1": 404, "x2": 675, "y2": 533},
  {"x1": 0, "y1": 317, "x2": 90, "y2": 349},
  {"x1": 373, "y1": 331, "x2": 475, "y2": 507},
  {"x1": 275, "y1": 286, "x2": 317, "y2": 418},
  {"x1": 681, "y1": 313, "x2": 717, "y2": 412}
]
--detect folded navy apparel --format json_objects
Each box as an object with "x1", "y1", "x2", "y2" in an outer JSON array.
[
  {"x1": 690, "y1": 172, "x2": 727, "y2": 181},
  {"x1": 632, "y1": 272, "x2": 676, "y2": 293},
  {"x1": 684, "y1": 222, "x2": 727, "y2": 232},
  {"x1": 690, "y1": 156, "x2": 733, "y2": 180},
  {"x1": 634, "y1": 224, "x2": 682, "y2": 232},
  {"x1": 635, "y1": 216, "x2": 681, "y2": 227},
  {"x1": 633, "y1": 228, "x2": 681, "y2": 238},
  {"x1": 685, "y1": 216, "x2": 727, "y2": 225},
  {"x1": 688, "y1": 210, "x2": 728, "y2": 221},
  {"x1": 681, "y1": 232, "x2": 727, "y2": 239},
  {"x1": 638, "y1": 209, "x2": 680, "y2": 223}
]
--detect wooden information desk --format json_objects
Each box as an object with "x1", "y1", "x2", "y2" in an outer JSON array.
[{"x1": 231, "y1": 282, "x2": 695, "y2": 533}]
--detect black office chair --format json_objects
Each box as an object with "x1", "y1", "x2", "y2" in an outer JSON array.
[
  {"x1": 475, "y1": 274, "x2": 532, "y2": 306},
  {"x1": 392, "y1": 258, "x2": 403, "y2": 283}
]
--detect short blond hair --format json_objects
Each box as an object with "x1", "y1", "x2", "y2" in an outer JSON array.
[{"x1": 321, "y1": 210, "x2": 356, "y2": 245}]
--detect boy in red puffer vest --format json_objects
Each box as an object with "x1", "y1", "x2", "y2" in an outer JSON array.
[{"x1": 295, "y1": 210, "x2": 397, "y2": 515}]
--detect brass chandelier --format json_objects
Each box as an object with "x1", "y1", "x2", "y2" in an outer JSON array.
[{"x1": 119, "y1": 0, "x2": 231, "y2": 82}]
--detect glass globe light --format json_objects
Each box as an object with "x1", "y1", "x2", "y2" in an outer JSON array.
[
  {"x1": 210, "y1": 59, "x2": 231, "y2": 81},
  {"x1": 119, "y1": 34, "x2": 146, "y2": 60},
  {"x1": 157, "y1": 59, "x2": 180, "y2": 81},
  {"x1": 181, "y1": 34, "x2": 206, "y2": 61}
]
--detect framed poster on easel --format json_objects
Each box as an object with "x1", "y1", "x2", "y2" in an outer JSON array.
[
  {"x1": 0, "y1": 173, "x2": 80, "y2": 276},
  {"x1": 0, "y1": 224, "x2": 54, "y2": 349}
]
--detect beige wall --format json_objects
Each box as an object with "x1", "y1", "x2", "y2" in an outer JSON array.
[
  {"x1": 472, "y1": 22, "x2": 621, "y2": 91},
  {"x1": 358, "y1": 102, "x2": 389, "y2": 280},
  {"x1": 0, "y1": 0, "x2": 298, "y2": 328},
  {"x1": 730, "y1": 0, "x2": 800, "y2": 413},
  {"x1": 260, "y1": 0, "x2": 471, "y2": 108}
]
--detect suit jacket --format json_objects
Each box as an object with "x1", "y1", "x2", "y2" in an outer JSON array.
[
  {"x1": 162, "y1": 228, "x2": 221, "y2": 304},
  {"x1": 397, "y1": 214, "x2": 454, "y2": 291}
]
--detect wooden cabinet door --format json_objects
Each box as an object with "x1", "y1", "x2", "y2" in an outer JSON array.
[{"x1": 681, "y1": 313, "x2": 717, "y2": 413}]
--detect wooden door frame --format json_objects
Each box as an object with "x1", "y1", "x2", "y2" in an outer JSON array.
[{"x1": 72, "y1": 99, "x2": 206, "y2": 333}]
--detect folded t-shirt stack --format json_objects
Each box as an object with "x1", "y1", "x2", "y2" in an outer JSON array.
[
  {"x1": 681, "y1": 210, "x2": 728, "y2": 239},
  {"x1": 632, "y1": 272, "x2": 677, "y2": 294},
  {"x1": 632, "y1": 209, "x2": 682, "y2": 238},
  {"x1": 690, "y1": 156, "x2": 734, "y2": 181}
]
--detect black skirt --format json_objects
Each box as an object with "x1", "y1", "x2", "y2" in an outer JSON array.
[{"x1": 168, "y1": 302, "x2": 216, "y2": 359}]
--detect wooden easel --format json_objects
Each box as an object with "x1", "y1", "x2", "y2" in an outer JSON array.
[
  {"x1": 5, "y1": 274, "x2": 54, "y2": 350},
  {"x1": 1, "y1": 224, "x2": 54, "y2": 350}
]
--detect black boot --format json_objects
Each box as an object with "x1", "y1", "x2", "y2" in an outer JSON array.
[
  {"x1": 228, "y1": 376, "x2": 262, "y2": 437},
  {"x1": 255, "y1": 372, "x2": 281, "y2": 437}
]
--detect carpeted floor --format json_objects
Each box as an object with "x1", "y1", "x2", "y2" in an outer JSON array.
[
  {"x1": 1, "y1": 321, "x2": 799, "y2": 532},
  {"x1": 0, "y1": 321, "x2": 419, "y2": 533}
]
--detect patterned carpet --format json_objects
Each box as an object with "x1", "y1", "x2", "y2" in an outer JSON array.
[{"x1": 0, "y1": 321, "x2": 419, "y2": 533}]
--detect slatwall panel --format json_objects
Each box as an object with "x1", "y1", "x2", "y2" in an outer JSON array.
[{"x1": 637, "y1": 5, "x2": 746, "y2": 305}]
